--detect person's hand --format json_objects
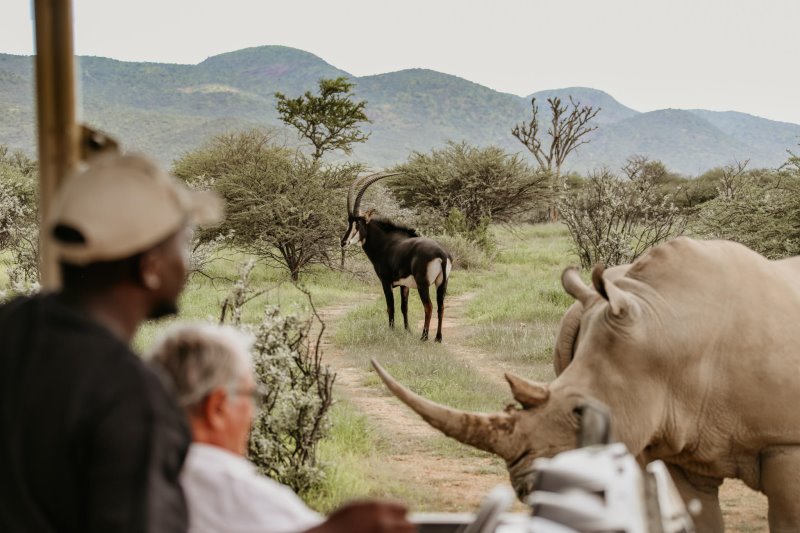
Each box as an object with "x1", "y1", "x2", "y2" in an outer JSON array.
[{"x1": 307, "y1": 500, "x2": 415, "y2": 533}]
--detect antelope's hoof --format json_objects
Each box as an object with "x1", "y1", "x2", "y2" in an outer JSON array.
[
  {"x1": 420, "y1": 334, "x2": 429, "y2": 341},
  {"x1": 434, "y1": 336, "x2": 442, "y2": 343}
]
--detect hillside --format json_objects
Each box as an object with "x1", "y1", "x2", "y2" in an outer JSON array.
[
  {"x1": 688, "y1": 110, "x2": 800, "y2": 166},
  {"x1": 1, "y1": 45, "x2": 798, "y2": 175},
  {"x1": 528, "y1": 87, "x2": 640, "y2": 125},
  {"x1": 571, "y1": 109, "x2": 753, "y2": 174},
  {"x1": 352, "y1": 69, "x2": 528, "y2": 165}
]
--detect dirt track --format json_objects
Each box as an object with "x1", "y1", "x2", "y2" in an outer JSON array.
[{"x1": 317, "y1": 293, "x2": 769, "y2": 531}]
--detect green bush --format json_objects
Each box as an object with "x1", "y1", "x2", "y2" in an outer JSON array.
[
  {"x1": 434, "y1": 233, "x2": 494, "y2": 271},
  {"x1": 391, "y1": 141, "x2": 550, "y2": 241},
  {"x1": 693, "y1": 155, "x2": 800, "y2": 258}
]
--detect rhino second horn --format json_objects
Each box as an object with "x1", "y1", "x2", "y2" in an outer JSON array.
[
  {"x1": 505, "y1": 373, "x2": 549, "y2": 408},
  {"x1": 371, "y1": 358, "x2": 518, "y2": 460},
  {"x1": 561, "y1": 267, "x2": 595, "y2": 306}
]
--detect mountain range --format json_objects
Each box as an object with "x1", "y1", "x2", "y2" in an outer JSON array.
[{"x1": 1, "y1": 45, "x2": 798, "y2": 176}]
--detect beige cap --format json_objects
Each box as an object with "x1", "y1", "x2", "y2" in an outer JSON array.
[{"x1": 50, "y1": 153, "x2": 223, "y2": 265}]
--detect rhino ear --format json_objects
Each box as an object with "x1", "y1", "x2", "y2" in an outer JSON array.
[
  {"x1": 592, "y1": 264, "x2": 635, "y2": 318},
  {"x1": 505, "y1": 373, "x2": 549, "y2": 408},
  {"x1": 553, "y1": 302, "x2": 582, "y2": 376},
  {"x1": 561, "y1": 267, "x2": 595, "y2": 306},
  {"x1": 591, "y1": 264, "x2": 609, "y2": 299}
]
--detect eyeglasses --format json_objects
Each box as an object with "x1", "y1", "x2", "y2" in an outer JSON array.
[{"x1": 231, "y1": 383, "x2": 269, "y2": 408}]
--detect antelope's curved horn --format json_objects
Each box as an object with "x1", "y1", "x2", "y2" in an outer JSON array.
[
  {"x1": 561, "y1": 266, "x2": 595, "y2": 306},
  {"x1": 505, "y1": 373, "x2": 549, "y2": 408},
  {"x1": 351, "y1": 171, "x2": 402, "y2": 216},
  {"x1": 372, "y1": 359, "x2": 518, "y2": 460},
  {"x1": 346, "y1": 173, "x2": 370, "y2": 216}
]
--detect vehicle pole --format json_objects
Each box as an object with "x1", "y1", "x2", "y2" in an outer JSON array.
[{"x1": 33, "y1": 0, "x2": 80, "y2": 289}]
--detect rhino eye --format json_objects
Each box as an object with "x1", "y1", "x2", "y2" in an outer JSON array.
[{"x1": 574, "y1": 402, "x2": 613, "y2": 446}]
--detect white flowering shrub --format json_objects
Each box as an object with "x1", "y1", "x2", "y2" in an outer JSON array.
[
  {"x1": 219, "y1": 261, "x2": 335, "y2": 494},
  {"x1": 247, "y1": 306, "x2": 334, "y2": 494},
  {"x1": 558, "y1": 156, "x2": 686, "y2": 269},
  {"x1": 0, "y1": 147, "x2": 40, "y2": 300}
]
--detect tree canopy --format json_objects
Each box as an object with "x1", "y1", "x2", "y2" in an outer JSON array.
[
  {"x1": 275, "y1": 77, "x2": 370, "y2": 160},
  {"x1": 172, "y1": 130, "x2": 358, "y2": 280}
]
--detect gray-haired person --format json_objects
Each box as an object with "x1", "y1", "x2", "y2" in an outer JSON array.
[
  {"x1": 0, "y1": 153, "x2": 222, "y2": 532},
  {"x1": 150, "y1": 323, "x2": 415, "y2": 533}
]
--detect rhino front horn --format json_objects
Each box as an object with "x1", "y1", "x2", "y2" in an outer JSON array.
[{"x1": 371, "y1": 359, "x2": 518, "y2": 460}]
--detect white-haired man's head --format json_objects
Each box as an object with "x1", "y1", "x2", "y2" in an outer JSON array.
[{"x1": 150, "y1": 323, "x2": 258, "y2": 455}]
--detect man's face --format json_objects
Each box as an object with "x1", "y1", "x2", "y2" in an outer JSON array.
[
  {"x1": 145, "y1": 226, "x2": 191, "y2": 319},
  {"x1": 224, "y1": 368, "x2": 257, "y2": 456}
]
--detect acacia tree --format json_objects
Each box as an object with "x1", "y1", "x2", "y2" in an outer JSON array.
[
  {"x1": 392, "y1": 141, "x2": 550, "y2": 242},
  {"x1": 276, "y1": 77, "x2": 371, "y2": 268},
  {"x1": 275, "y1": 77, "x2": 370, "y2": 161},
  {"x1": 715, "y1": 159, "x2": 751, "y2": 201},
  {"x1": 173, "y1": 130, "x2": 358, "y2": 280},
  {"x1": 512, "y1": 96, "x2": 600, "y2": 221}
]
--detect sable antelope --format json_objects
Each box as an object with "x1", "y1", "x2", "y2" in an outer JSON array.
[{"x1": 342, "y1": 172, "x2": 452, "y2": 342}]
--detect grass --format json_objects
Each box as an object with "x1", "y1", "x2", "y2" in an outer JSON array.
[
  {"x1": 305, "y1": 400, "x2": 418, "y2": 512},
  {"x1": 334, "y1": 297, "x2": 511, "y2": 412},
  {"x1": 133, "y1": 248, "x2": 375, "y2": 353},
  {"x1": 457, "y1": 225, "x2": 577, "y2": 377}
]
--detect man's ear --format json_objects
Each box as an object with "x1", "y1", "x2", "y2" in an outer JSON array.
[
  {"x1": 138, "y1": 250, "x2": 163, "y2": 291},
  {"x1": 202, "y1": 388, "x2": 228, "y2": 431}
]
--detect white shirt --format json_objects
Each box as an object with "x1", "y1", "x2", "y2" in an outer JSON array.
[{"x1": 181, "y1": 443, "x2": 324, "y2": 533}]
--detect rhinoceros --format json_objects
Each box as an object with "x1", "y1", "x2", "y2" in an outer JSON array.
[{"x1": 373, "y1": 237, "x2": 800, "y2": 532}]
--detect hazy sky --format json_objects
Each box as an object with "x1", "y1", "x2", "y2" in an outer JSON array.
[{"x1": 2, "y1": 0, "x2": 799, "y2": 124}]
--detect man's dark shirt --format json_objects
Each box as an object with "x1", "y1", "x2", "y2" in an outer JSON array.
[{"x1": 0, "y1": 293, "x2": 190, "y2": 532}]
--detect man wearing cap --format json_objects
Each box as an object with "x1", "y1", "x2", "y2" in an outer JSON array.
[{"x1": 0, "y1": 153, "x2": 222, "y2": 532}]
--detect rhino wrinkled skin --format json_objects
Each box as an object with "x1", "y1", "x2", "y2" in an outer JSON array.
[{"x1": 373, "y1": 237, "x2": 800, "y2": 532}]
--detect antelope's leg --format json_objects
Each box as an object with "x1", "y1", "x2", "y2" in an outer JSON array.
[
  {"x1": 417, "y1": 284, "x2": 432, "y2": 341},
  {"x1": 401, "y1": 286, "x2": 410, "y2": 330},
  {"x1": 382, "y1": 281, "x2": 395, "y2": 328},
  {"x1": 435, "y1": 278, "x2": 447, "y2": 343}
]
